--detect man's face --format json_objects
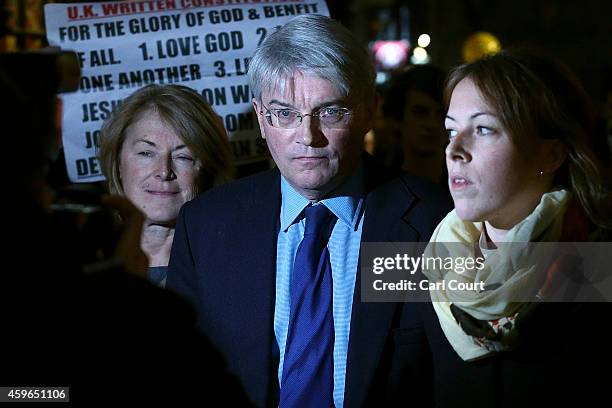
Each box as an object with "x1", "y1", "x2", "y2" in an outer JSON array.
[
  {"x1": 401, "y1": 89, "x2": 446, "y2": 155},
  {"x1": 253, "y1": 72, "x2": 369, "y2": 201}
]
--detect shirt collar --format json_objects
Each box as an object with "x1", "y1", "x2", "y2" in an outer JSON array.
[{"x1": 280, "y1": 161, "x2": 365, "y2": 232}]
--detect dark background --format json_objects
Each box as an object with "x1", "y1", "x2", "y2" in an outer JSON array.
[
  {"x1": 3, "y1": 0, "x2": 610, "y2": 104},
  {"x1": 2, "y1": 0, "x2": 611, "y2": 171},
  {"x1": 324, "y1": 0, "x2": 612, "y2": 102}
]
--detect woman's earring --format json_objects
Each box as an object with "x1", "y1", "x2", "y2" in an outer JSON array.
[{"x1": 538, "y1": 170, "x2": 544, "y2": 176}]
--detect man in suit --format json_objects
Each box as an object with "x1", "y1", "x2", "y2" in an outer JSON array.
[{"x1": 167, "y1": 14, "x2": 450, "y2": 407}]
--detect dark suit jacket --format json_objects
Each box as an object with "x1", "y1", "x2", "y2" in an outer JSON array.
[
  {"x1": 407, "y1": 301, "x2": 610, "y2": 408},
  {"x1": 167, "y1": 161, "x2": 451, "y2": 407}
]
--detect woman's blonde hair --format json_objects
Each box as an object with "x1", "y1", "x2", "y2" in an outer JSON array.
[{"x1": 99, "y1": 84, "x2": 234, "y2": 195}]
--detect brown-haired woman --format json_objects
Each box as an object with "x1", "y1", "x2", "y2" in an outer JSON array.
[
  {"x1": 99, "y1": 84, "x2": 233, "y2": 286},
  {"x1": 416, "y1": 50, "x2": 611, "y2": 407}
]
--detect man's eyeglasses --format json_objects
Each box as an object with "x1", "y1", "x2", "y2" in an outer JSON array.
[{"x1": 260, "y1": 103, "x2": 352, "y2": 129}]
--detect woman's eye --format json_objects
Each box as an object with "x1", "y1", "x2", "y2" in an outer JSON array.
[
  {"x1": 277, "y1": 110, "x2": 293, "y2": 118},
  {"x1": 138, "y1": 151, "x2": 153, "y2": 157},
  {"x1": 175, "y1": 156, "x2": 195, "y2": 163},
  {"x1": 446, "y1": 129, "x2": 457, "y2": 138},
  {"x1": 476, "y1": 126, "x2": 494, "y2": 135}
]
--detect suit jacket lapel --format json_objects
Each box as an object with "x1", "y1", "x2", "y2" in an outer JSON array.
[
  {"x1": 232, "y1": 169, "x2": 281, "y2": 406},
  {"x1": 345, "y1": 174, "x2": 420, "y2": 407}
]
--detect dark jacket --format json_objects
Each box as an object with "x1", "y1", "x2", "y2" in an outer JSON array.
[
  {"x1": 406, "y1": 204, "x2": 611, "y2": 408},
  {"x1": 167, "y1": 160, "x2": 452, "y2": 407}
]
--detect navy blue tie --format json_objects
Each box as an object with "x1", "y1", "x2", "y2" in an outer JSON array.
[{"x1": 280, "y1": 204, "x2": 337, "y2": 408}]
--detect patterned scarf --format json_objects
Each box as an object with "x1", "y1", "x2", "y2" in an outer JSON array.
[{"x1": 423, "y1": 190, "x2": 570, "y2": 361}]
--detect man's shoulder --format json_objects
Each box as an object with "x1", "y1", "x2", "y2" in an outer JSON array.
[
  {"x1": 369, "y1": 172, "x2": 452, "y2": 209},
  {"x1": 365, "y1": 172, "x2": 452, "y2": 240},
  {"x1": 184, "y1": 168, "x2": 280, "y2": 215}
]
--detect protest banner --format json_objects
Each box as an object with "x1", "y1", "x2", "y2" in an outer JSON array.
[{"x1": 45, "y1": 0, "x2": 329, "y2": 182}]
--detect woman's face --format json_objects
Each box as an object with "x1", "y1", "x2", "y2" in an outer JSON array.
[
  {"x1": 444, "y1": 78, "x2": 545, "y2": 229},
  {"x1": 119, "y1": 111, "x2": 201, "y2": 225}
]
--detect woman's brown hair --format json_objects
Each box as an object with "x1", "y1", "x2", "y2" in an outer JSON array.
[{"x1": 445, "y1": 49, "x2": 611, "y2": 228}]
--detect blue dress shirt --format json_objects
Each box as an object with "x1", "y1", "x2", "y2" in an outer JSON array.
[{"x1": 275, "y1": 168, "x2": 365, "y2": 407}]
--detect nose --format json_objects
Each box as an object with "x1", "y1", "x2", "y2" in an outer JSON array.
[
  {"x1": 297, "y1": 115, "x2": 326, "y2": 147},
  {"x1": 445, "y1": 131, "x2": 471, "y2": 163},
  {"x1": 155, "y1": 156, "x2": 176, "y2": 181}
]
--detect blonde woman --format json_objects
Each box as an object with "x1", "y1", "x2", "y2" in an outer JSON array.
[{"x1": 99, "y1": 84, "x2": 233, "y2": 286}]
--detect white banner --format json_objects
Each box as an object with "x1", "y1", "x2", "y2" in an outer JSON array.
[{"x1": 45, "y1": 0, "x2": 329, "y2": 182}]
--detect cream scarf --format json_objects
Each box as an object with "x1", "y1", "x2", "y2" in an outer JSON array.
[{"x1": 423, "y1": 190, "x2": 570, "y2": 361}]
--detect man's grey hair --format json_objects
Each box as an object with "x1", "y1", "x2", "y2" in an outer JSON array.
[{"x1": 248, "y1": 14, "x2": 376, "y2": 108}]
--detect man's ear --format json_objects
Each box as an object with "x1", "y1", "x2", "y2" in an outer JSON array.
[
  {"x1": 252, "y1": 98, "x2": 266, "y2": 139},
  {"x1": 540, "y1": 139, "x2": 567, "y2": 173}
]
